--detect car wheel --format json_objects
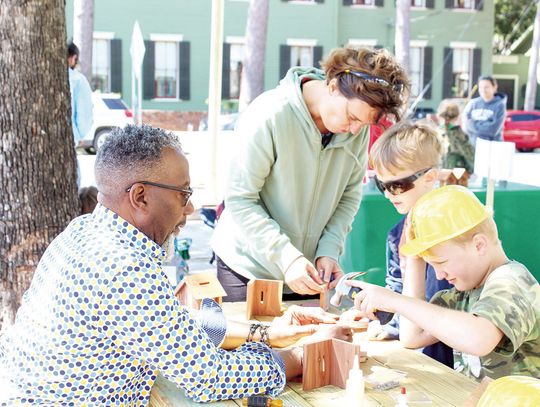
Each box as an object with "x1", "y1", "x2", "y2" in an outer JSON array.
[
  {"x1": 518, "y1": 148, "x2": 534, "y2": 153},
  {"x1": 94, "y1": 128, "x2": 112, "y2": 152}
]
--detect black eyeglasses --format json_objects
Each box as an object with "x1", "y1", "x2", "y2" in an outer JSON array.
[
  {"x1": 343, "y1": 69, "x2": 405, "y2": 93},
  {"x1": 125, "y1": 181, "x2": 193, "y2": 206},
  {"x1": 374, "y1": 168, "x2": 431, "y2": 196}
]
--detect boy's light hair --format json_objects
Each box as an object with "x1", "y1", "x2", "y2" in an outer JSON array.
[
  {"x1": 369, "y1": 120, "x2": 444, "y2": 174},
  {"x1": 421, "y1": 216, "x2": 499, "y2": 258}
]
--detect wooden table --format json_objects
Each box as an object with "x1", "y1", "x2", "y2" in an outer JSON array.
[{"x1": 150, "y1": 302, "x2": 478, "y2": 406}]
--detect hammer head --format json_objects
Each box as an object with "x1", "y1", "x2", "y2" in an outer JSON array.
[{"x1": 329, "y1": 272, "x2": 365, "y2": 307}]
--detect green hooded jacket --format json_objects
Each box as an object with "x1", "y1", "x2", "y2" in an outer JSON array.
[{"x1": 211, "y1": 67, "x2": 369, "y2": 286}]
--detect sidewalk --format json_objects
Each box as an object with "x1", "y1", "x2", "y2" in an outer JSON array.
[{"x1": 181, "y1": 218, "x2": 216, "y2": 274}]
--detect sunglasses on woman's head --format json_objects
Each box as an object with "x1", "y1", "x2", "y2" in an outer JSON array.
[{"x1": 374, "y1": 168, "x2": 432, "y2": 196}]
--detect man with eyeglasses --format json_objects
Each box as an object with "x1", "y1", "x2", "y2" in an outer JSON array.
[{"x1": 0, "y1": 124, "x2": 313, "y2": 405}]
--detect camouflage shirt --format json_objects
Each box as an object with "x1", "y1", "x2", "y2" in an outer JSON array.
[{"x1": 430, "y1": 261, "x2": 540, "y2": 380}]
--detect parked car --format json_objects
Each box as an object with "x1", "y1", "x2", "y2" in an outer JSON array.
[
  {"x1": 503, "y1": 110, "x2": 540, "y2": 152},
  {"x1": 77, "y1": 93, "x2": 133, "y2": 153}
]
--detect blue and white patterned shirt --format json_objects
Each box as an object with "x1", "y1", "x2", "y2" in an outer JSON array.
[{"x1": 0, "y1": 204, "x2": 285, "y2": 405}]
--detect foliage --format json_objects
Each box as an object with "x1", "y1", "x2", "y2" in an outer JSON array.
[{"x1": 494, "y1": 0, "x2": 536, "y2": 54}]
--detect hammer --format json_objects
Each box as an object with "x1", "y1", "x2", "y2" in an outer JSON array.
[{"x1": 330, "y1": 272, "x2": 394, "y2": 325}]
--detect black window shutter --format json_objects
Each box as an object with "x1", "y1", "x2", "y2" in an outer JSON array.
[
  {"x1": 221, "y1": 43, "x2": 231, "y2": 100},
  {"x1": 313, "y1": 46, "x2": 323, "y2": 69},
  {"x1": 279, "y1": 44, "x2": 291, "y2": 81},
  {"x1": 179, "y1": 41, "x2": 190, "y2": 100},
  {"x1": 375, "y1": 0, "x2": 384, "y2": 6},
  {"x1": 143, "y1": 40, "x2": 155, "y2": 100},
  {"x1": 343, "y1": 0, "x2": 353, "y2": 4},
  {"x1": 472, "y1": 48, "x2": 482, "y2": 90},
  {"x1": 445, "y1": 0, "x2": 453, "y2": 8},
  {"x1": 442, "y1": 47, "x2": 454, "y2": 98},
  {"x1": 315, "y1": 0, "x2": 324, "y2": 3},
  {"x1": 110, "y1": 39, "x2": 122, "y2": 94},
  {"x1": 374, "y1": 44, "x2": 384, "y2": 49},
  {"x1": 426, "y1": 0, "x2": 435, "y2": 8},
  {"x1": 423, "y1": 46, "x2": 433, "y2": 99},
  {"x1": 474, "y1": 0, "x2": 483, "y2": 10}
]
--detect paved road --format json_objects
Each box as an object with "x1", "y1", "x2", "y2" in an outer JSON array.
[{"x1": 78, "y1": 133, "x2": 540, "y2": 273}]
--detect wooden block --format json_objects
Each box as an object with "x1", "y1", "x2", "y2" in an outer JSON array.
[
  {"x1": 302, "y1": 338, "x2": 364, "y2": 391},
  {"x1": 246, "y1": 279, "x2": 283, "y2": 320},
  {"x1": 174, "y1": 272, "x2": 227, "y2": 310}
]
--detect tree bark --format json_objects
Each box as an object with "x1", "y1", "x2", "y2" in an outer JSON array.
[
  {"x1": 0, "y1": 0, "x2": 80, "y2": 331},
  {"x1": 395, "y1": 0, "x2": 410, "y2": 73},
  {"x1": 73, "y1": 0, "x2": 94, "y2": 81},
  {"x1": 525, "y1": 1, "x2": 540, "y2": 111},
  {"x1": 239, "y1": 0, "x2": 269, "y2": 112}
]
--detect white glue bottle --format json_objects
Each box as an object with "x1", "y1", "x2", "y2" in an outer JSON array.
[
  {"x1": 345, "y1": 355, "x2": 364, "y2": 406},
  {"x1": 395, "y1": 387, "x2": 409, "y2": 407}
]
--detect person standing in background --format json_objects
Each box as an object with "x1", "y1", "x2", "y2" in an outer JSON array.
[
  {"x1": 67, "y1": 41, "x2": 93, "y2": 147},
  {"x1": 462, "y1": 76, "x2": 506, "y2": 145},
  {"x1": 437, "y1": 100, "x2": 475, "y2": 174}
]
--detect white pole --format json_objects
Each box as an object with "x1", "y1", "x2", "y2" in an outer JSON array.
[
  {"x1": 131, "y1": 66, "x2": 136, "y2": 124},
  {"x1": 137, "y1": 69, "x2": 143, "y2": 125},
  {"x1": 207, "y1": 0, "x2": 224, "y2": 205}
]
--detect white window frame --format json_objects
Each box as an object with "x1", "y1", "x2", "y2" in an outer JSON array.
[
  {"x1": 409, "y1": 43, "x2": 426, "y2": 97},
  {"x1": 351, "y1": 0, "x2": 376, "y2": 7},
  {"x1": 411, "y1": 0, "x2": 427, "y2": 9},
  {"x1": 451, "y1": 0, "x2": 476, "y2": 11},
  {"x1": 225, "y1": 36, "x2": 246, "y2": 100},
  {"x1": 151, "y1": 35, "x2": 183, "y2": 101},
  {"x1": 92, "y1": 32, "x2": 114, "y2": 93},
  {"x1": 347, "y1": 38, "x2": 378, "y2": 48},
  {"x1": 451, "y1": 46, "x2": 473, "y2": 98}
]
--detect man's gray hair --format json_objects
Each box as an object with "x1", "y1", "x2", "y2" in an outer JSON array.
[{"x1": 95, "y1": 124, "x2": 183, "y2": 196}]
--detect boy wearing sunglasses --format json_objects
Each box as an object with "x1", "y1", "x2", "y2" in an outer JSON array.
[{"x1": 367, "y1": 121, "x2": 454, "y2": 366}]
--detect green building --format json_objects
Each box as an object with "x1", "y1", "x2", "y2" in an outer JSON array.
[
  {"x1": 66, "y1": 0, "x2": 494, "y2": 114},
  {"x1": 493, "y1": 25, "x2": 540, "y2": 110}
]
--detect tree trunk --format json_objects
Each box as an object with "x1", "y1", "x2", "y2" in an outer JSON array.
[
  {"x1": 73, "y1": 0, "x2": 94, "y2": 81},
  {"x1": 238, "y1": 0, "x2": 269, "y2": 112},
  {"x1": 395, "y1": 0, "x2": 410, "y2": 72},
  {"x1": 0, "y1": 0, "x2": 80, "y2": 331},
  {"x1": 525, "y1": 1, "x2": 540, "y2": 111}
]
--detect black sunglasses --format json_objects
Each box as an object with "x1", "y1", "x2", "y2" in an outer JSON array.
[
  {"x1": 374, "y1": 168, "x2": 432, "y2": 196},
  {"x1": 343, "y1": 69, "x2": 405, "y2": 93},
  {"x1": 125, "y1": 181, "x2": 193, "y2": 206}
]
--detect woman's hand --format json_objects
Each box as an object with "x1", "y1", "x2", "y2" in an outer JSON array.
[
  {"x1": 284, "y1": 256, "x2": 326, "y2": 295},
  {"x1": 315, "y1": 256, "x2": 344, "y2": 289}
]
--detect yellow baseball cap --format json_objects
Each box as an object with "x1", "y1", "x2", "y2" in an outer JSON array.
[{"x1": 400, "y1": 185, "x2": 491, "y2": 257}]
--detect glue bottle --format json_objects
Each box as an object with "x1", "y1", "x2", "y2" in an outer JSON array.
[
  {"x1": 345, "y1": 355, "x2": 364, "y2": 406},
  {"x1": 395, "y1": 387, "x2": 409, "y2": 407}
]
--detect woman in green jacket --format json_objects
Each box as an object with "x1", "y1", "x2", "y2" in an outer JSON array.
[{"x1": 211, "y1": 47, "x2": 409, "y2": 300}]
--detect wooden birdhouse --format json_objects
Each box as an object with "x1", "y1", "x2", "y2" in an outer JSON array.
[
  {"x1": 302, "y1": 338, "x2": 367, "y2": 391},
  {"x1": 439, "y1": 168, "x2": 470, "y2": 187},
  {"x1": 175, "y1": 272, "x2": 227, "y2": 310},
  {"x1": 245, "y1": 279, "x2": 283, "y2": 320}
]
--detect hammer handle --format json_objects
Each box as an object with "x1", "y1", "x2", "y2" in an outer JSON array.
[{"x1": 349, "y1": 287, "x2": 394, "y2": 325}]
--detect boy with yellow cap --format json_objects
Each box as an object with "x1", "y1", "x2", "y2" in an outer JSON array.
[{"x1": 348, "y1": 185, "x2": 540, "y2": 380}]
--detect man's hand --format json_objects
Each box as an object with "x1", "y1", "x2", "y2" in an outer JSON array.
[
  {"x1": 268, "y1": 305, "x2": 339, "y2": 348},
  {"x1": 284, "y1": 256, "x2": 326, "y2": 295},
  {"x1": 278, "y1": 305, "x2": 339, "y2": 325},
  {"x1": 315, "y1": 256, "x2": 344, "y2": 289},
  {"x1": 346, "y1": 280, "x2": 399, "y2": 321}
]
